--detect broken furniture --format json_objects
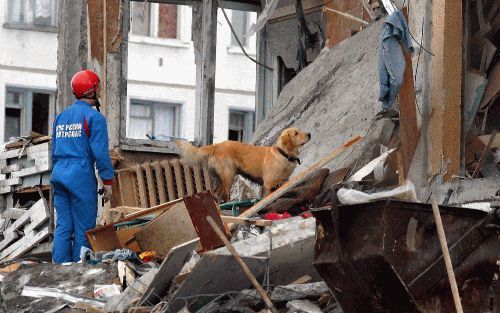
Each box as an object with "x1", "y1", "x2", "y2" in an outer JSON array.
[{"x1": 87, "y1": 191, "x2": 228, "y2": 256}]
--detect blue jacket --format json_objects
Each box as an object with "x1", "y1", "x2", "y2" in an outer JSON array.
[
  {"x1": 52, "y1": 100, "x2": 114, "y2": 184},
  {"x1": 378, "y1": 10, "x2": 414, "y2": 109}
]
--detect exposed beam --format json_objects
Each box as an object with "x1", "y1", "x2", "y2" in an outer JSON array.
[
  {"x1": 88, "y1": 0, "x2": 130, "y2": 147},
  {"x1": 193, "y1": 0, "x2": 218, "y2": 146},
  {"x1": 130, "y1": 0, "x2": 261, "y2": 12},
  {"x1": 56, "y1": 0, "x2": 88, "y2": 114},
  {"x1": 428, "y1": 0, "x2": 462, "y2": 182},
  {"x1": 398, "y1": 9, "x2": 420, "y2": 178}
]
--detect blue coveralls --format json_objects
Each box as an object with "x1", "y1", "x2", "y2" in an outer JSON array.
[
  {"x1": 378, "y1": 10, "x2": 414, "y2": 111},
  {"x1": 51, "y1": 100, "x2": 114, "y2": 263}
]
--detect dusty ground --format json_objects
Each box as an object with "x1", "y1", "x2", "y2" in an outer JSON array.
[{"x1": 0, "y1": 262, "x2": 117, "y2": 313}]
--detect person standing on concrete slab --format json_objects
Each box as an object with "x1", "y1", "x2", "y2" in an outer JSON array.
[{"x1": 51, "y1": 69, "x2": 114, "y2": 263}]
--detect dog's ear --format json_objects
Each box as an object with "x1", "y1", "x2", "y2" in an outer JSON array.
[{"x1": 279, "y1": 130, "x2": 294, "y2": 152}]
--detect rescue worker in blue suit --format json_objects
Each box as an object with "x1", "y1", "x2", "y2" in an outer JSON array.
[{"x1": 51, "y1": 69, "x2": 114, "y2": 263}]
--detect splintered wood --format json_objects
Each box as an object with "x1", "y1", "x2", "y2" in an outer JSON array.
[
  {"x1": 115, "y1": 160, "x2": 211, "y2": 207},
  {"x1": 0, "y1": 199, "x2": 51, "y2": 262}
]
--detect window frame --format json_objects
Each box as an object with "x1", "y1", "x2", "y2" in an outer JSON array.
[
  {"x1": 4, "y1": 0, "x2": 59, "y2": 32},
  {"x1": 129, "y1": 2, "x2": 192, "y2": 46},
  {"x1": 4, "y1": 86, "x2": 56, "y2": 142},
  {"x1": 228, "y1": 108, "x2": 255, "y2": 142},
  {"x1": 126, "y1": 98, "x2": 182, "y2": 141},
  {"x1": 230, "y1": 10, "x2": 250, "y2": 48}
]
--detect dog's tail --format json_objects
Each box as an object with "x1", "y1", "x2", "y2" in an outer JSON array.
[{"x1": 175, "y1": 140, "x2": 212, "y2": 166}]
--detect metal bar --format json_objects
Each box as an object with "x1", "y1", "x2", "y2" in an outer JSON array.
[{"x1": 207, "y1": 216, "x2": 278, "y2": 313}]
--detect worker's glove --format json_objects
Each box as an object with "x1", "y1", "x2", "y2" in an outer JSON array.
[{"x1": 103, "y1": 185, "x2": 113, "y2": 203}]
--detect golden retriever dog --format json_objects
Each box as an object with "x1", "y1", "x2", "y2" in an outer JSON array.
[{"x1": 176, "y1": 128, "x2": 311, "y2": 202}]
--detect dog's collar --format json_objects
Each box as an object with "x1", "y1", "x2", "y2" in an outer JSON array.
[{"x1": 276, "y1": 147, "x2": 301, "y2": 165}]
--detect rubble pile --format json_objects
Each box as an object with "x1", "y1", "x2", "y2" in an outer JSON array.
[
  {"x1": 0, "y1": 3, "x2": 499, "y2": 313},
  {"x1": 0, "y1": 135, "x2": 52, "y2": 263}
]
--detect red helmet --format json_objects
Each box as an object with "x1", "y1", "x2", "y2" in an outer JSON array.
[{"x1": 71, "y1": 69, "x2": 100, "y2": 99}]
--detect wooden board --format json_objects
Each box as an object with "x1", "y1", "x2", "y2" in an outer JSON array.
[
  {"x1": 139, "y1": 238, "x2": 199, "y2": 306},
  {"x1": 183, "y1": 191, "x2": 228, "y2": 251},
  {"x1": 11, "y1": 164, "x2": 50, "y2": 178},
  {"x1": 153, "y1": 161, "x2": 167, "y2": 204},
  {"x1": 0, "y1": 178, "x2": 22, "y2": 187},
  {"x1": 428, "y1": 0, "x2": 462, "y2": 181},
  {"x1": 86, "y1": 199, "x2": 183, "y2": 252},
  {"x1": 171, "y1": 159, "x2": 185, "y2": 199},
  {"x1": 0, "y1": 227, "x2": 51, "y2": 261},
  {"x1": 0, "y1": 142, "x2": 50, "y2": 160},
  {"x1": 134, "y1": 202, "x2": 200, "y2": 256},
  {"x1": 161, "y1": 160, "x2": 177, "y2": 201},
  {"x1": 0, "y1": 199, "x2": 47, "y2": 251},
  {"x1": 0, "y1": 164, "x2": 21, "y2": 174},
  {"x1": 1, "y1": 208, "x2": 28, "y2": 220},
  {"x1": 398, "y1": 9, "x2": 420, "y2": 178},
  {"x1": 182, "y1": 161, "x2": 195, "y2": 196},
  {"x1": 168, "y1": 253, "x2": 267, "y2": 313},
  {"x1": 144, "y1": 162, "x2": 157, "y2": 207},
  {"x1": 135, "y1": 165, "x2": 148, "y2": 208}
]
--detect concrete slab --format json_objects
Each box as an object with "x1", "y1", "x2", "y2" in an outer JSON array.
[
  {"x1": 253, "y1": 19, "x2": 395, "y2": 176},
  {"x1": 216, "y1": 217, "x2": 320, "y2": 285}
]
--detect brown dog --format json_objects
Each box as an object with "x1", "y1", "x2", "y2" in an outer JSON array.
[{"x1": 176, "y1": 128, "x2": 311, "y2": 202}]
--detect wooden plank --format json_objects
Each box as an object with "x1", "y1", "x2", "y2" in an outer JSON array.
[
  {"x1": 1, "y1": 208, "x2": 28, "y2": 220},
  {"x1": 0, "y1": 186, "x2": 13, "y2": 194},
  {"x1": 181, "y1": 161, "x2": 195, "y2": 196},
  {"x1": 220, "y1": 216, "x2": 273, "y2": 227},
  {"x1": 1, "y1": 227, "x2": 51, "y2": 261},
  {"x1": 428, "y1": 0, "x2": 462, "y2": 182},
  {"x1": 192, "y1": 165, "x2": 204, "y2": 193},
  {"x1": 11, "y1": 164, "x2": 50, "y2": 178},
  {"x1": 117, "y1": 171, "x2": 125, "y2": 206},
  {"x1": 0, "y1": 143, "x2": 50, "y2": 160},
  {"x1": 153, "y1": 161, "x2": 167, "y2": 204},
  {"x1": 134, "y1": 202, "x2": 200, "y2": 257},
  {"x1": 86, "y1": 199, "x2": 183, "y2": 252},
  {"x1": 0, "y1": 178, "x2": 22, "y2": 187},
  {"x1": 202, "y1": 166, "x2": 212, "y2": 191},
  {"x1": 0, "y1": 164, "x2": 21, "y2": 174},
  {"x1": 139, "y1": 238, "x2": 199, "y2": 306},
  {"x1": 398, "y1": 9, "x2": 420, "y2": 178},
  {"x1": 0, "y1": 200, "x2": 46, "y2": 251},
  {"x1": 116, "y1": 225, "x2": 145, "y2": 252},
  {"x1": 193, "y1": 0, "x2": 217, "y2": 146},
  {"x1": 171, "y1": 159, "x2": 185, "y2": 199},
  {"x1": 236, "y1": 136, "x2": 362, "y2": 222},
  {"x1": 161, "y1": 160, "x2": 177, "y2": 201},
  {"x1": 143, "y1": 162, "x2": 157, "y2": 207},
  {"x1": 183, "y1": 191, "x2": 228, "y2": 251},
  {"x1": 135, "y1": 165, "x2": 148, "y2": 208},
  {"x1": 118, "y1": 171, "x2": 137, "y2": 207},
  {"x1": 4, "y1": 136, "x2": 51, "y2": 150}
]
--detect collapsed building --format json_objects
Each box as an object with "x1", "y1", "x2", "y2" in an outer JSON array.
[{"x1": 0, "y1": 0, "x2": 498, "y2": 312}]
